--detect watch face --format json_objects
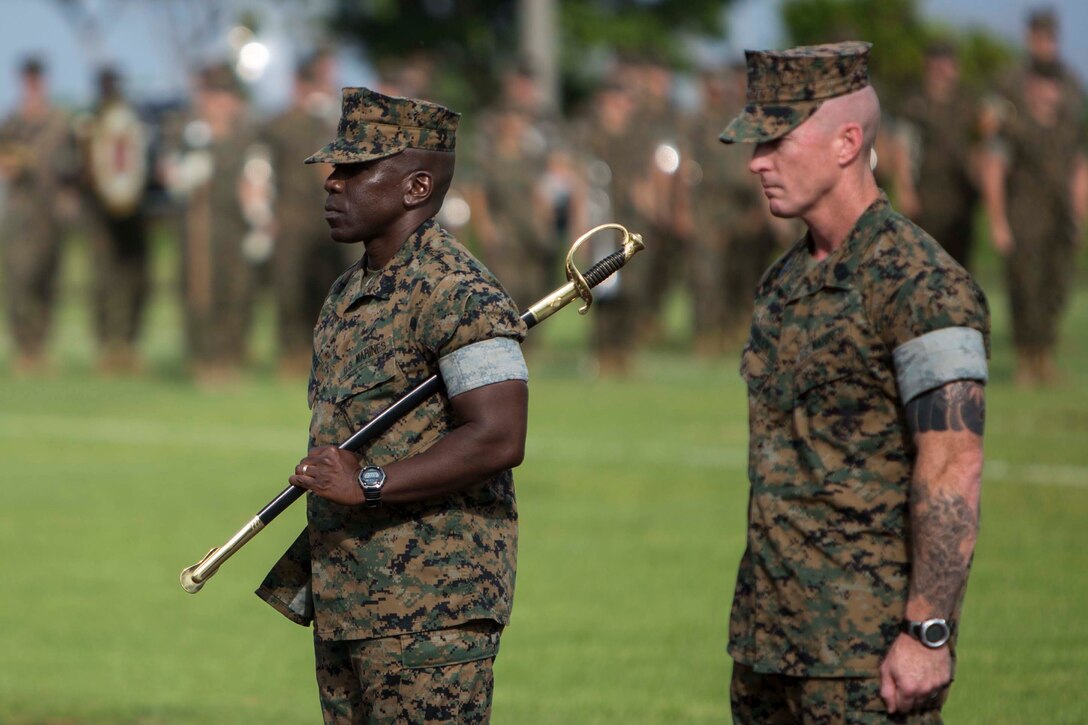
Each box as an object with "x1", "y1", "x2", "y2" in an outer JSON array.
[
  {"x1": 361, "y1": 467, "x2": 384, "y2": 487},
  {"x1": 923, "y1": 621, "x2": 950, "y2": 646}
]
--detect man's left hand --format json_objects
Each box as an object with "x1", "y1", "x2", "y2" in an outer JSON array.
[
  {"x1": 290, "y1": 446, "x2": 364, "y2": 506},
  {"x1": 879, "y1": 633, "x2": 951, "y2": 714}
]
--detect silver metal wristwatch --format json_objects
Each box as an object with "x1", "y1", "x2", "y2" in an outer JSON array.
[
  {"x1": 901, "y1": 618, "x2": 952, "y2": 649},
  {"x1": 357, "y1": 465, "x2": 386, "y2": 508}
]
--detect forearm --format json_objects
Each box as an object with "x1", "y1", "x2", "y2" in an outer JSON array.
[
  {"x1": 290, "y1": 380, "x2": 528, "y2": 508},
  {"x1": 978, "y1": 151, "x2": 1009, "y2": 231},
  {"x1": 904, "y1": 382, "x2": 985, "y2": 620},
  {"x1": 906, "y1": 453, "x2": 981, "y2": 619},
  {"x1": 881, "y1": 380, "x2": 985, "y2": 713}
]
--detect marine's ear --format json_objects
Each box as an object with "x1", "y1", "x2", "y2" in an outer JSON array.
[
  {"x1": 404, "y1": 169, "x2": 434, "y2": 209},
  {"x1": 836, "y1": 121, "x2": 865, "y2": 168}
]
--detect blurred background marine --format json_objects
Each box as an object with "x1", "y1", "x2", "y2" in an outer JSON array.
[
  {"x1": 685, "y1": 63, "x2": 782, "y2": 357},
  {"x1": 75, "y1": 67, "x2": 151, "y2": 375},
  {"x1": 163, "y1": 63, "x2": 262, "y2": 384},
  {"x1": 980, "y1": 8, "x2": 1088, "y2": 386},
  {"x1": 469, "y1": 101, "x2": 553, "y2": 313},
  {"x1": 0, "y1": 56, "x2": 76, "y2": 375},
  {"x1": 890, "y1": 40, "x2": 982, "y2": 270},
  {"x1": 262, "y1": 52, "x2": 344, "y2": 378},
  {"x1": 577, "y1": 79, "x2": 645, "y2": 376},
  {"x1": 625, "y1": 54, "x2": 688, "y2": 347},
  {"x1": 981, "y1": 55, "x2": 1088, "y2": 386}
]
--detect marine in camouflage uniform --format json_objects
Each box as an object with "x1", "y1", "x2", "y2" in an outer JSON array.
[
  {"x1": 981, "y1": 12, "x2": 1088, "y2": 386},
  {"x1": 169, "y1": 65, "x2": 258, "y2": 381},
  {"x1": 630, "y1": 58, "x2": 687, "y2": 344},
  {"x1": 720, "y1": 43, "x2": 990, "y2": 723},
  {"x1": 686, "y1": 65, "x2": 779, "y2": 356},
  {"x1": 891, "y1": 42, "x2": 980, "y2": 270},
  {"x1": 0, "y1": 57, "x2": 75, "y2": 372},
  {"x1": 255, "y1": 87, "x2": 529, "y2": 724},
  {"x1": 77, "y1": 67, "x2": 151, "y2": 374},
  {"x1": 263, "y1": 59, "x2": 345, "y2": 377},
  {"x1": 578, "y1": 81, "x2": 645, "y2": 376},
  {"x1": 468, "y1": 103, "x2": 552, "y2": 311}
]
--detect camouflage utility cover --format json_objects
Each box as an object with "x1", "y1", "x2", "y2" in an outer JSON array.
[
  {"x1": 306, "y1": 87, "x2": 460, "y2": 165},
  {"x1": 720, "y1": 41, "x2": 872, "y2": 144},
  {"x1": 730, "y1": 194, "x2": 990, "y2": 677},
  {"x1": 257, "y1": 218, "x2": 526, "y2": 640}
]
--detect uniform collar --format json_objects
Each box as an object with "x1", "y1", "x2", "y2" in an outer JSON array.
[
  {"x1": 335, "y1": 217, "x2": 439, "y2": 315},
  {"x1": 786, "y1": 192, "x2": 893, "y2": 302}
]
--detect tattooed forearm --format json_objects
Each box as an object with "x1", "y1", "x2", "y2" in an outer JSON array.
[
  {"x1": 906, "y1": 381, "x2": 985, "y2": 435},
  {"x1": 910, "y1": 482, "x2": 979, "y2": 616}
]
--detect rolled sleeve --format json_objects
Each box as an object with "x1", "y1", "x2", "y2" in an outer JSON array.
[
  {"x1": 893, "y1": 326, "x2": 988, "y2": 403},
  {"x1": 439, "y1": 337, "x2": 528, "y2": 398},
  {"x1": 419, "y1": 272, "x2": 526, "y2": 359}
]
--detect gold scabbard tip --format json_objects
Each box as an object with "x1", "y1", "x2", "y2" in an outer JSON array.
[
  {"x1": 180, "y1": 546, "x2": 219, "y2": 594},
  {"x1": 180, "y1": 565, "x2": 206, "y2": 594}
]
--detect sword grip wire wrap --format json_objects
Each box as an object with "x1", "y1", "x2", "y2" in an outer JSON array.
[{"x1": 582, "y1": 249, "x2": 627, "y2": 288}]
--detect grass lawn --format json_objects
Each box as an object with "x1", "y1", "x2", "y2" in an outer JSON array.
[{"x1": 0, "y1": 234, "x2": 1085, "y2": 723}]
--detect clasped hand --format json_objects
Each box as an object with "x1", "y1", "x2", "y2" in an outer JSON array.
[
  {"x1": 879, "y1": 633, "x2": 951, "y2": 714},
  {"x1": 289, "y1": 446, "x2": 365, "y2": 505}
]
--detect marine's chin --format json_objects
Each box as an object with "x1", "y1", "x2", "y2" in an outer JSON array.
[{"x1": 327, "y1": 225, "x2": 356, "y2": 244}]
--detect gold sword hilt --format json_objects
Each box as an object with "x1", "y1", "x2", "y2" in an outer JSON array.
[{"x1": 558, "y1": 223, "x2": 645, "y2": 317}]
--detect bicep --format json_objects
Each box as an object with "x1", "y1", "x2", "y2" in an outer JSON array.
[
  {"x1": 450, "y1": 379, "x2": 528, "y2": 437},
  {"x1": 448, "y1": 378, "x2": 528, "y2": 463},
  {"x1": 905, "y1": 380, "x2": 985, "y2": 437}
]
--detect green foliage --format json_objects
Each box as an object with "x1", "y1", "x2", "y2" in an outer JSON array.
[
  {"x1": 782, "y1": 0, "x2": 925, "y2": 91},
  {"x1": 327, "y1": 0, "x2": 732, "y2": 109},
  {"x1": 780, "y1": 0, "x2": 1016, "y2": 109},
  {"x1": 560, "y1": 0, "x2": 724, "y2": 58},
  {"x1": 956, "y1": 28, "x2": 1018, "y2": 91}
]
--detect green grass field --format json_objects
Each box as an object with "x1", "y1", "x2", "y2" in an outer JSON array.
[{"x1": 0, "y1": 235, "x2": 1086, "y2": 723}]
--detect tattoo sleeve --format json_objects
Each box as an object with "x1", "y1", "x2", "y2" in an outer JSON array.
[
  {"x1": 905, "y1": 380, "x2": 986, "y2": 436},
  {"x1": 910, "y1": 483, "x2": 979, "y2": 616},
  {"x1": 906, "y1": 380, "x2": 985, "y2": 618}
]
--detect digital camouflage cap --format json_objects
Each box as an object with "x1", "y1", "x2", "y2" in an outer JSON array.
[
  {"x1": 305, "y1": 87, "x2": 460, "y2": 164},
  {"x1": 719, "y1": 41, "x2": 872, "y2": 144}
]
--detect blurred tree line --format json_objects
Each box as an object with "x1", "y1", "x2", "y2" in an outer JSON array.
[
  {"x1": 326, "y1": 0, "x2": 1018, "y2": 113},
  {"x1": 781, "y1": 0, "x2": 1015, "y2": 110},
  {"x1": 328, "y1": 0, "x2": 734, "y2": 110}
]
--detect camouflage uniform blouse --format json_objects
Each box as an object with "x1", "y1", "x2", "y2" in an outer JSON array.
[
  {"x1": 259, "y1": 218, "x2": 526, "y2": 641},
  {"x1": 730, "y1": 194, "x2": 989, "y2": 677}
]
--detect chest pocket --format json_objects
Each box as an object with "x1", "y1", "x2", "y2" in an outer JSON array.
[
  {"x1": 332, "y1": 346, "x2": 402, "y2": 433},
  {"x1": 794, "y1": 343, "x2": 861, "y2": 396},
  {"x1": 793, "y1": 340, "x2": 889, "y2": 425}
]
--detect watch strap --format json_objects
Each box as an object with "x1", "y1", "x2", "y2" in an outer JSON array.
[{"x1": 901, "y1": 618, "x2": 953, "y2": 648}]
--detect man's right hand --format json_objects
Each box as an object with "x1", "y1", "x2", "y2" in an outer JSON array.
[{"x1": 879, "y1": 633, "x2": 951, "y2": 714}]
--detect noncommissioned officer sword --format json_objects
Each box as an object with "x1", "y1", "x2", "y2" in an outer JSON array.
[{"x1": 180, "y1": 223, "x2": 644, "y2": 593}]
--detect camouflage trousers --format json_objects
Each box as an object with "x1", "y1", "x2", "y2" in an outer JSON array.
[
  {"x1": 1, "y1": 216, "x2": 61, "y2": 359},
  {"x1": 89, "y1": 209, "x2": 149, "y2": 349},
  {"x1": 730, "y1": 663, "x2": 945, "y2": 725},
  {"x1": 314, "y1": 619, "x2": 502, "y2": 725},
  {"x1": 1004, "y1": 220, "x2": 1076, "y2": 350}
]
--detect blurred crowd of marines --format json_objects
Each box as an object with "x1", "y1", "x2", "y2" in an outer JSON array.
[{"x1": 1, "y1": 7, "x2": 1085, "y2": 387}]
